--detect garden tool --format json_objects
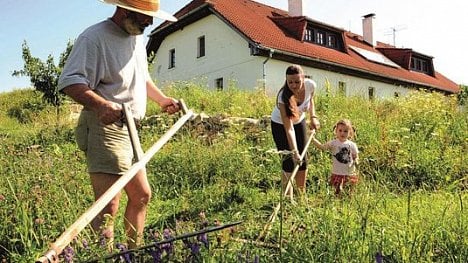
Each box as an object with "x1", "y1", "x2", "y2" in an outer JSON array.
[
  {"x1": 257, "y1": 134, "x2": 314, "y2": 242},
  {"x1": 122, "y1": 102, "x2": 144, "y2": 161},
  {"x1": 36, "y1": 100, "x2": 194, "y2": 263}
]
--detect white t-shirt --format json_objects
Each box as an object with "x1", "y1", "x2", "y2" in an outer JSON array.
[
  {"x1": 323, "y1": 139, "x2": 359, "y2": 176},
  {"x1": 271, "y1": 78, "x2": 316, "y2": 124},
  {"x1": 58, "y1": 19, "x2": 149, "y2": 119}
]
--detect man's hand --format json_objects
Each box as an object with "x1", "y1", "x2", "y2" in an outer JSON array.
[
  {"x1": 97, "y1": 101, "x2": 122, "y2": 125},
  {"x1": 160, "y1": 98, "x2": 181, "y2": 114}
]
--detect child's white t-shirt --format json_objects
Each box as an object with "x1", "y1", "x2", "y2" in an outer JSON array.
[{"x1": 323, "y1": 139, "x2": 359, "y2": 176}]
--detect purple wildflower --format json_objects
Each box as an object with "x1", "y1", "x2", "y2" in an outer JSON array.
[
  {"x1": 190, "y1": 242, "x2": 201, "y2": 255},
  {"x1": 163, "y1": 228, "x2": 172, "y2": 239},
  {"x1": 147, "y1": 247, "x2": 162, "y2": 263},
  {"x1": 197, "y1": 213, "x2": 210, "y2": 249},
  {"x1": 161, "y1": 229, "x2": 174, "y2": 255},
  {"x1": 116, "y1": 243, "x2": 132, "y2": 263},
  {"x1": 183, "y1": 238, "x2": 201, "y2": 262},
  {"x1": 99, "y1": 234, "x2": 106, "y2": 248},
  {"x1": 375, "y1": 252, "x2": 383, "y2": 263},
  {"x1": 82, "y1": 239, "x2": 89, "y2": 250},
  {"x1": 197, "y1": 233, "x2": 209, "y2": 248},
  {"x1": 62, "y1": 246, "x2": 74, "y2": 263}
]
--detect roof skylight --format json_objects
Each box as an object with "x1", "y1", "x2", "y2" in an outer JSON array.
[{"x1": 349, "y1": 45, "x2": 400, "y2": 68}]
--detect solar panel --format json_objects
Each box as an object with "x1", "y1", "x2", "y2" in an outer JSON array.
[{"x1": 349, "y1": 45, "x2": 401, "y2": 68}]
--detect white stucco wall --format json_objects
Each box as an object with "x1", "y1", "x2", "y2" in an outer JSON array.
[
  {"x1": 152, "y1": 15, "x2": 263, "y2": 90},
  {"x1": 151, "y1": 14, "x2": 417, "y2": 99},
  {"x1": 262, "y1": 61, "x2": 411, "y2": 99}
]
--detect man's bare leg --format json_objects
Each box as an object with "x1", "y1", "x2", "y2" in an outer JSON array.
[
  {"x1": 123, "y1": 168, "x2": 152, "y2": 249},
  {"x1": 90, "y1": 172, "x2": 121, "y2": 248}
]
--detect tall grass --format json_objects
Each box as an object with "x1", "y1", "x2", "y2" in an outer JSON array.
[{"x1": 0, "y1": 85, "x2": 466, "y2": 262}]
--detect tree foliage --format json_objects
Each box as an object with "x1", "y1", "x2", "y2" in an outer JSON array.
[
  {"x1": 12, "y1": 40, "x2": 73, "y2": 106},
  {"x1": 457, "y1": 84, "x2": 468, "y2": 106}
]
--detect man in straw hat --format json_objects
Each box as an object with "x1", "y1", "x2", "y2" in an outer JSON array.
[{"x1": 58, "y1": 0, "x2": 179, "y2": 249}]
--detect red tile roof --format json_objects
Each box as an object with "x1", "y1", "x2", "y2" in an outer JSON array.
[{"x1": 150, "y1": 0, "x2": 460, "y2": 93}]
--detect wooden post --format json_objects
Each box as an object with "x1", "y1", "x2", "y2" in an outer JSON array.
[{"x1": 36, "y1": 107, "x2": 194, "y2": 263}]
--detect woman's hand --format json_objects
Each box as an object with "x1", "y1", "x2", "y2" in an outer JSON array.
[
  {"x1": 292, "y1": 150, "x2": 302, "y2": 165},
  {"x1": 310, "y1": 129, "x2": 316, "y2": 138},
  {"x1": 310, "y1": 117, "x2": 320, "y2": 130}
]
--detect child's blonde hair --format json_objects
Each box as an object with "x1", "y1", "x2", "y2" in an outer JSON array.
[{"x1": 333, "y1": 119, "x2": 356, "y2": 139}]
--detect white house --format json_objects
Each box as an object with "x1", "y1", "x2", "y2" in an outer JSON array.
[{"x1": 147, "y1": 0, "x2": 460, "y2": 98}]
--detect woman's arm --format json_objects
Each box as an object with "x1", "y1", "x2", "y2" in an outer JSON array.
[
  {"x1": 278, "y1": 102, "x2": 301, "y2": 160},
  {"x1": 309, "y1": 89, "x2": 320, "y2": 130}
]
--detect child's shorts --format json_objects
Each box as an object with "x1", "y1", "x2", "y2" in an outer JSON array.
[{"x1": 329, "y1": 174, "x2": 358, "y2": 189}]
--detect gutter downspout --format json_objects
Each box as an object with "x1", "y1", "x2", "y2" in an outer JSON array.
[{"x1": 262, "y1": 49, "x2": 274, "y2": 94}]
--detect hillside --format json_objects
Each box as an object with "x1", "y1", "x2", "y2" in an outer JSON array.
[{"x1": 0, "y1": 85, "x2": 466, "y2": 262}]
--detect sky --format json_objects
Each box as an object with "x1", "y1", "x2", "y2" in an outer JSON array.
[{"x1": 1, "y1": 0, "x2": 467, "y2": 93}]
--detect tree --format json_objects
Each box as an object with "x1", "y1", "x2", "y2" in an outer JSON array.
[
  {"x1": 457, "y1": 84, "x2": 467, "y2": 106},
  {"x1": 12, "y1": 40, "x2": 73, "y2": 107}
]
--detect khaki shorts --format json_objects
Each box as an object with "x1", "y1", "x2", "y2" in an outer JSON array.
[{"x1": 75, "y1": 110, "x2": 133, "y2": 175}]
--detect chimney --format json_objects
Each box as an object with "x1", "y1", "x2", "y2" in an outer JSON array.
[
  {"x1": 362, "y1": 13, "x2": 376, "y2": 46},
  {"x1": 288, "y1": 0, "x2": 305, "y2": 17}
]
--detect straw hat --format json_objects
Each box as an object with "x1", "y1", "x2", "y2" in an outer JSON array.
[{"x1": 100, "y1": 0, "x2": 177, "y2": 21}]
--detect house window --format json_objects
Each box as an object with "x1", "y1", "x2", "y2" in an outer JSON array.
[
  {"x1": 410, "y1": 56, "x2": 430, "y2": 74},
  {"x1": 315, "y1": 30, "x2": 325, "y2": 45},
  {"x1": 168, "y1": 48, "x2": 175, "y2": 69},
  {"x1": 304, "y1": 28, "x2": 313, "y2": 42},
  {"x1": 421, "y1": 61, "x2": 428, "y2": 72},
  {"x1": 368, "y1": 87, "x2": 375, "y2": 100},
  {"x1": 327, "y1": 35, "x2": 337, "y2": 48},
  {"x1": 215, "y1": 78, "x2": 223, "y2": 90},
  {"x1": 197, "y1": 36, "x2": 205, "y2": 58},
  {"x1": 338, "y1": 81, "x2": 346, "y2": 96}
]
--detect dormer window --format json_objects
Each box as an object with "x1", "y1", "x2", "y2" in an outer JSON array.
[
  {"x1": 411, "y1": 56, "x2": 431, "y2": 74},
  {"x1": 304, "y1": 25, "x2": 342, "y2": 51}
]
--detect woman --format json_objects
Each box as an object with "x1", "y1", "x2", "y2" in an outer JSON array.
[{"x1": 271, "y1": 65, "x2": 320, "y2": 197}]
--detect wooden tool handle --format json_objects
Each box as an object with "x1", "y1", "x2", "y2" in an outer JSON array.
[{"x1": 36, "y1": 108, "x2": 195, "y2": 263}]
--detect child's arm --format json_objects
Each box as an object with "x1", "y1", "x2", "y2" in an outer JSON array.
[
  {"x1": 353, "y1": 153, "x2": 359, "y2": 165},
  {"x1": 310, "y1": 129, "x2": 328, "y2": 151},
  {"x1": 352, "y1": 143, "x2": 359, "y2": 167}
]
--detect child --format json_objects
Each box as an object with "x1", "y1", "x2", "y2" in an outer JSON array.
[{"x1": 311, "y1": 119, "x2": 359, "y2": 195}]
